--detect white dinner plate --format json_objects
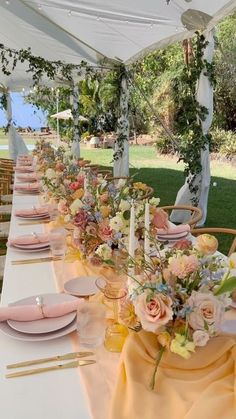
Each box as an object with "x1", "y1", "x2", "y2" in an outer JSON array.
[
  {"x1": 0, "y1": 318, "x2": 77, "y2": 341},
  {"x1": 64, "y1": 276, "x2": 99, "y2": 297},
  {"x1": 9, "y1": 245, "x2": 50, "y2": 253},
  {"x1": 7, "y1": 293, "x2": 78, "y2": 334}
]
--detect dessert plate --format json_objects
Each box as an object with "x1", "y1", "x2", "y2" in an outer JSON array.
[{"x1": 64, "y1": 276, "x2": 99, "y2": 297}]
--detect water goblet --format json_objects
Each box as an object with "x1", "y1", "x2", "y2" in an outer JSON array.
[{"x1": 77, "y1": 301, "x2": 106, "y2": 348}]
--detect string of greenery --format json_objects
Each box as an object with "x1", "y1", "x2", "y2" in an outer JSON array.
[{"x1": 173, "y1": 32, "x2": 216, "y2": 203}]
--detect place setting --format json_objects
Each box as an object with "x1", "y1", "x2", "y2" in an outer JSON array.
[
  {"x1": 14, "y1": 205, "x2": 50, "y2": 221},
  {"x1": 14, "y1": 182, "x2": 41, "y2": 194},
  {"x1": 8, "y1": 232, "x2": 50, "y2": 254}
]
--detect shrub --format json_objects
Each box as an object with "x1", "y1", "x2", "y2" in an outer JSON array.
[
  {"x1": 210, "y1": 128, "x2": 236, "y2": 157},
  {"x1": 154, "y1": 127, "x2": 176, "y2": 154}
]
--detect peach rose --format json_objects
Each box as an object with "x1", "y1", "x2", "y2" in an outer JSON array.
[
  {"x1": 172, "y1": 239, "x2": 192, "y2": 250},
  {"x1": 98, "y1": 220, "x2": 113, "y2": 242},
  {"x1": 55, "y1": 162, "x2": 65, "y2": 171},
  {"x1": 168, "y1": 254, "x2": 199, "y2": 279},
  {"x1": 194, "y1": 234, "x2": 218, "y2": 255},
  {"x1": 187, "y1": 292, "x2": 225, "y2": 335},
  {"x1": 100, "y1": 192, "x2": 109, "y2": 203},
  {"x1": 152, "y1": 209, "x2": 169, "y2": 229},
  {"x1": 134, "y1": 290, "x2": 173, "y2": 333},
  {"x1": 58, "y1": 199, "x2": 69, "y2": 215}
]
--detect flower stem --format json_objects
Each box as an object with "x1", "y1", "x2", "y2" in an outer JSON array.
[{"x1": 150, "y1": 346, "x2": 165, "y2": 391}]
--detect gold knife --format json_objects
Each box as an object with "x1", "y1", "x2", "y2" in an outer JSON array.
[
  {"x1": 11, "y1": 257, "x2": 62, "y2": 265},
  {"x1": 7, "y1": 351, "x2": 94, "y2": 369},
  {"x1": 18, "y1": 220, "x2": 50, "y2": 226},
  {"x1": 6, "y1": 360, "x2": 96, "y2": 378}
]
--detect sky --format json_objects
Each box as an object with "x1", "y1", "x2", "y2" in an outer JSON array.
[{"x1": 0, "y1": 92, "x2": 48, "y2": 129}]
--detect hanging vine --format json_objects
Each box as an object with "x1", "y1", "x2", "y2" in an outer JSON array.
[{"x1": 173, "y1": 32, "x2": 216, "y2": 203}]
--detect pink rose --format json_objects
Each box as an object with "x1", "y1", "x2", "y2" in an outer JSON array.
[
  {"x1": 152, "y1": 209, "x2": 169, "y2": 230},
  {"x1": 74, "y1": 210, "x2": 88, "y2": 229},
  {"x1": 100, "y1": 192, "x2": 109, "y2": 203},
  {"x1": 69, "y1": 181, "x2": 81, "y2": 191},
  {"x1": 172, "y1": 239, "x2": 192, "y2": 250},
  {"x1": 134, "y1": 290, "x2": 173, "y2": 333},
  {"x1": 98, "y1": 220, "x2": 113, "y2": 242},
  {"x1": 55, "y1": 162, "x2": 65, "y2": 171},
  {"x1": 192, "y1": 330, "x2": 209, "y2": 347},
  {"x1": 168, "y1": 254, "x2": 199, "y2": 279},
  {"x1": 58, "y1": 199, "x2": 69, "y2": 215},
  {"x1": 76, "y1": 175, "x2": 85, "y2": 188},
  {"x1": 187, "y1": 292, "x2": 225, "y2": 335}
]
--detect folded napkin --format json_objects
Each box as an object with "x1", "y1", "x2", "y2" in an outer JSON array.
[
  {"x1": 9, "y1": 233, "x2": 49, "y2": 246},
  {"x1": 17, "y1": 174, "x2": 37, "y2": 181},
  {"x1": 0, "y1": 299, "x2": 82, "y2": 322},
  {"x1": 14, "y1": 207, "x2": 49, "y2": 217},
  {"x1": 14, "y1": 182, "x2": 40, "y2": 191},
  {"x1": 156, "y1": 224, "x2": 190, "y2": 236},
  {"x1": 15, "y1": 166, "x2": 34, "y2": 172}
]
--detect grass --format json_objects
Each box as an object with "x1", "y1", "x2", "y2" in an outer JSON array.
[{"x1": 0, "y1": 131, "x2": 235, "y2": 254}]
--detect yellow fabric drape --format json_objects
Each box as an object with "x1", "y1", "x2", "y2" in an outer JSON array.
[{"x1": 110, "y1": 330, "x2": 236, "y2": 419}]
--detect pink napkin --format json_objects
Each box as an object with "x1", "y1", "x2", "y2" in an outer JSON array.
[
  {"x1": 14, "y1": 182, "x2": 39, "y2": 191},
  {"x1": 8, "y1": 233, "x2": 49, "y2": 246},
  {"x1": 156, "y1": 224, "x2": 190, "y2": 235},
  {"x1": 0, "y1": 299, "x2": 82, "y2": 322},
  {"x1": 14, "y1": 207, "x2": 49, "y2": 217},
  {"x1": 17, "y1": 174, "x2": 37, "y2": 181},
  {"x1": 15, "y1": 166, "x2": 34, "y2": 172}
]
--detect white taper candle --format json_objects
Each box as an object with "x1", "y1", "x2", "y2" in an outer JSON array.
[{"x1": 144, "y1": 201, "x2": 150, "y2": 262}]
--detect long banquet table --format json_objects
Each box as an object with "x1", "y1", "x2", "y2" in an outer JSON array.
[{"x1": 0, "y1": 186, "x2": 119, "y2": 419}]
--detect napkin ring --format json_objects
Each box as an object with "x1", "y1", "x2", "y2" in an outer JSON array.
[{"x1": 36, "y1": 296, "x2": 45, "y2": 318}]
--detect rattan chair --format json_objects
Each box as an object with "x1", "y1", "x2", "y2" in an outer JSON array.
[
  {"x1": 159, "y1": 205, "x2": 203, "y2": 228},
  {"x1": 191, "y1": 227, "x2": 236, "y2": 256}
]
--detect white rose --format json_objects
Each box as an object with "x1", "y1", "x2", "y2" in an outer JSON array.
[
  {"x1": 149, "y1": 197, "x2": 160, "y2": 207},
  {"x1": 187, "y1": 292, "x2": 225, "y2": 336},
  {"x1": 228, "y1": 253, "x2": 236, "y2": 276},
  {"x1": 95, "y1": 244, "x2": 112, "y2": 260},
  {"x1": 192, "y1": 330, "x2": 210, "y2": 347},
  {"x1": 110, "y1": 213, "x2": 124, "y2": 232},
  {"x1": 45, "y1": 168, "x2": 56, "y2": 180},
  {"x1": 119, "y1": 199, "x2": 130, "y2": 212},
  {"x1": 70, "y1": 199, "x2": 83, "y2": 215}
]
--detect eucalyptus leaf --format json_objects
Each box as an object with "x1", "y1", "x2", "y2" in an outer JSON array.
[{"x1": 214, "y1": 276, "x2": 236, "y2": 296}]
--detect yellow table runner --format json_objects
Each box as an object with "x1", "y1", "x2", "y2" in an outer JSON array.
[{"x1": 110, "y1": 330, "x2": 236, "y2": 419}]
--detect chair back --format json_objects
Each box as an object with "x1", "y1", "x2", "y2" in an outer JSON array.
[{"x1": 160, "y1": 205, "x2": 203, "y2": 228}]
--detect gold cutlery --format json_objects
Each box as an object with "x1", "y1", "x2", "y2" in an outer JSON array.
[
  {"x1": 11, "y1": 256, "x2": 62, "y2": 265},
  {"x1": 7, "y1": 351, "x2": 94, "y2": 369},
  {"x1": 5, "y1": 360, "x2": 96, "y2": 378},
  {"x1": 18, "y1": 220, "x2": 50, "y2": 226}
]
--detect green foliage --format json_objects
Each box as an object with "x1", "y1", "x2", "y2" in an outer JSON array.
[{"x1": 210, "y1": 128, "x2": 236, "y2": 157}]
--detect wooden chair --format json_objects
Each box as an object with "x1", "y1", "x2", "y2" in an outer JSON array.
[
  {"x1": 132, "y1": 186, "x2": 154, "y2": 201},
  {"x1": 159, "y1": 205, "x2": 203, "y2": 228},
  {"x1": 191, "y1": 227, "x2": 236, "y2": 256}
]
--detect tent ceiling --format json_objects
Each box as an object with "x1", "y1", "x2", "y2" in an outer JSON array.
[{"x1": 0, "y1": 0, "x2": 236, "y2": 90}]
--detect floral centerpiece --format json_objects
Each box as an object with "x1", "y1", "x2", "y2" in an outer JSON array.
[{"x1": 119, "y1": 233, "x2": 236, "y2": 388}]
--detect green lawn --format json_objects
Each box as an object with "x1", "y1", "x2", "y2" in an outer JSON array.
[{"x1": 1, "y1": 132, "x2": 235, "y2": 254}]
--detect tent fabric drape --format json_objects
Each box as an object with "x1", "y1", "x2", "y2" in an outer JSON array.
[
  {"x1": 6, "y1": 91, "x2": 28, "y2": 160},
  {"x1": 171, "y1": 29, "x2": 215, "y2": 226},
  {"x1": 113, "y1": 75, "x2": 130, "y2": 177}
]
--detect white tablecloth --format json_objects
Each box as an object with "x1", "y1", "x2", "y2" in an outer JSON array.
[{"x1": 0, "y1": 191, "x2": 91, "y2": 419}]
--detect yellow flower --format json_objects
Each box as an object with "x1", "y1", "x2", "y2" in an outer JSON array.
[
  {"x1": 72, "y1": 188, "x2": 84, "y2": 200},
  {"x1": 133, "y1": 182, "x2": 148, "y2": 191},
  {"x1": 157, "y1": 331, "x2": 171, "y2": 348},
  {"x1": 119, "y1": 300, "x2": 139, "y2": 329},
  {"x1": 228, "y1": 253, "x2": 236, "y2": 269},
  {"x1": 170, "y1": 334, "x2": 195, "y2": 359},
  {"x1": 100, "y1": 205, "x2": 111, "y2": 218}
]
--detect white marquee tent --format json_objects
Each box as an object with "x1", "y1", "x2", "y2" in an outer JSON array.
[{"x1": 0, "y1": 0, "x2": 236, "y2": 223}]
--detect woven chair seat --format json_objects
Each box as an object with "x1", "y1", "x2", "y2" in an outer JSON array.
[
  {"x1": 1, "y1": 194, "x2": 13, "y2": 204},
  {"x1": 0, "y1": 221, "x2": 10, "y2": 238},
  {"x1": 0, "y1": 205, "x2": 12, "y2": 215},
  {"x1": 0, "y1": 254, "x2": 6, "y2": 279}
]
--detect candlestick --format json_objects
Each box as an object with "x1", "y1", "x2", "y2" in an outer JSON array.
[
  {"x1": 144, "y1": 201, "x2": 150, "y2": 263},
  {"x1": 128, "y1": 200, "x2": 135, "y2": 259}
]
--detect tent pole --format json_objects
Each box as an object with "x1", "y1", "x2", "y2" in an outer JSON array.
[
  {"x1": 113, "y1": 73, "x2": 130, "y2": 177},
  {"x1": 71, "y1": 82, "x2": 80, "y2": 158},
  {"x1": 56, "y1": 89, "x2": 60, "y2": 147}
]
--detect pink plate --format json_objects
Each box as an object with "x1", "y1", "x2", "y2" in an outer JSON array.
[
  {"x1": 7, "y1": 293, "x2": 78, "y2": 334},
  {"x1": 64, "y1": 276, "x2": 99, "y2": 297}
]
